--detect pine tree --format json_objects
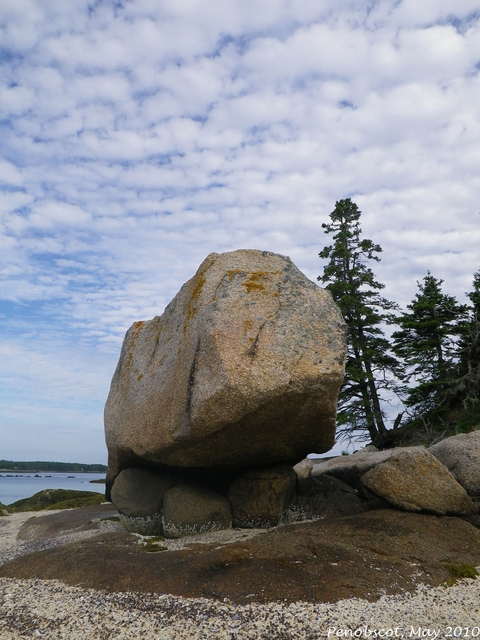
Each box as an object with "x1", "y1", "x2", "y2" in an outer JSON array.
[
  {"x1": 318, "y1": 198, "x2": 402, "y2": 442},
  {"x1": 392, "y1": 272, "x2": 469, "y2": 417}
]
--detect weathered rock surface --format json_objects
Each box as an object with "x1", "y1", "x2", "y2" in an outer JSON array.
[
  {"x1": 162, "y1": 485, "x2": 232, "y2": 538},
  {"x1": 361, "y1": 448, "x2": 478, "y2": 515},
  {"x1": 228, "y1": 464, "x2": 296, "y2": 528},
  {"x1": 429, "y1": 430, "x2": 480, "y2": 495},
  {"x1": 110, "y1": 467, "x2": 176, "y2": 518},
  {"x1": 105, "y1": 249, "x2": 346, "y2": 492}
]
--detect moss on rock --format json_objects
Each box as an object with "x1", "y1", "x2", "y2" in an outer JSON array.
[{"x1": 7, "y1": 489, "x2": 104, "y2": 513}]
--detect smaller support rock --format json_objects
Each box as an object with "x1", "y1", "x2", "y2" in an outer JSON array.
[
  {"x1": 111, "y1": 467, "x2": 177, "y2": 535},
  {"x1": 228, "y1": 464, "x2": 296, "y2": 528},
  {"x1": 111, "y1": 467, "x2": 176, "y2": 517},
  {"x1": 162, "y1": 485, "x2": 232, "y2": 539}
]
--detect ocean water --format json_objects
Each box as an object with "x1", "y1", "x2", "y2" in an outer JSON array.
[{"x1": 0, "y1": 472, "x2": 106, "y2": 505}]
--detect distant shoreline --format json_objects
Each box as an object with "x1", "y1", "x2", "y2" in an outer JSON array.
[
  {"x1": 0, "y1": 461, "x2": 107, "y2": 474},
  {"x1": 0, "y1": 471, "x2": 105, "y2": 475}
]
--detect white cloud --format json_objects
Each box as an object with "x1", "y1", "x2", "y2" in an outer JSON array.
[{"x1": 0, "y1": 0, "x2": 479, "y2": 460}]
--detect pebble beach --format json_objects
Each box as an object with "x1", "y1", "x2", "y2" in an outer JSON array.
[
  {"x1": 2, "y1": 512, "x2": 480, "y2": 639},
  {"x1": 2, "y1": 576, "x2": 480, "y2": 639}
]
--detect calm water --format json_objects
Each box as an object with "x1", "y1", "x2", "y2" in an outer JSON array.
[{"x1": 0, "y1": 472, "x2": 106, "y2": 505}]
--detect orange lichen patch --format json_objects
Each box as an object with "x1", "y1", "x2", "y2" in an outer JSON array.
[
  {"x1": 126, "y1": 321, "x2": 145, "y2": 366},
  {"x1": 184, "y1": 272, "x2": 206, "y2": 333},
  {"x1": 244, "y1": 281, "x2": 265, "y2": 293},
  {"x1": 243, "y1": 271, "x2": 267, "y2": 293}
]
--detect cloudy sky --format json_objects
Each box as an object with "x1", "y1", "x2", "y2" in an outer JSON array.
[{"x1": 1, "y1": 0, "x2": 479, "y2": 464}]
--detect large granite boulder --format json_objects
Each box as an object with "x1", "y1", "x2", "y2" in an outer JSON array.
[
  {"x1": 429, "y1": 431, "x2": 480, "y2": 496},
  {"x1": 105, "y1": 249, "x2": 346, "y2": 493},
  {"x1": 361, "y1": 448, "x2": 477, "y2": 516}
]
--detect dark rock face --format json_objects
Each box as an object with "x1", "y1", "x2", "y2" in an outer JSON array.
[
  {"x1": 294, "y1": 475, "x2": 366, "y2": 520},
  {"x1": 104, "y1": 249, "x2": 346, "y2": 493},
  {"x1": 162, "y1": 485, "x2": 232, "y2": 538},
  {"x1": 227, "y1": 464, "x2": 296, "y2": 528}
]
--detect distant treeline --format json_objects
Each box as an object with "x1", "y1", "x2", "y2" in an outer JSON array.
[{"x1": 0, "y1": 460, "x2": 107, "y2": 473}]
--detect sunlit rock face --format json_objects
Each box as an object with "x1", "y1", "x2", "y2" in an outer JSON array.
[{"x1": 104, "y1": 249, "x2": 346, "y2": 495}]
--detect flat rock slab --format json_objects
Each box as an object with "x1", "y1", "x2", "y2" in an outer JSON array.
[
  {"x1": 311, "y1": 447, "x2": 416, "y2": 488},
  {"x1": 3, "y1": 509, "x2": 480, "y2": 604},
  {"x1": 13, "y1": 504, "x2": 118, "y2": 543}
]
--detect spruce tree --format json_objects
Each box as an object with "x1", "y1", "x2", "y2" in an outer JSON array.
[
  {"x1": 318, "y1": 198, "x2": 402, "y2": 442},
  {"x1": 449, "y1": 271, "x2": 480, "y2": 411},
  {"x1": 392, "y1": 272, "x2": 468, "y2": 417}
]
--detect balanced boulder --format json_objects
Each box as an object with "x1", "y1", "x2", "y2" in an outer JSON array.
[{"x1": 105, "y1": 249, "x2": 346, "y2": 492}]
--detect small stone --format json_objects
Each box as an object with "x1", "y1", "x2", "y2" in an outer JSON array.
[
  {"x1": 294, "y1": 475, "x2": 364, "y2": 520},
  {"x1": 293, "y1": 458, "x2": 313, "y2": 479}
]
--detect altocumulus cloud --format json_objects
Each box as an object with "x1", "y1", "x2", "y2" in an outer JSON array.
[{"x1": 0, "y1": 0, "x2": 479, "y2": 462}]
